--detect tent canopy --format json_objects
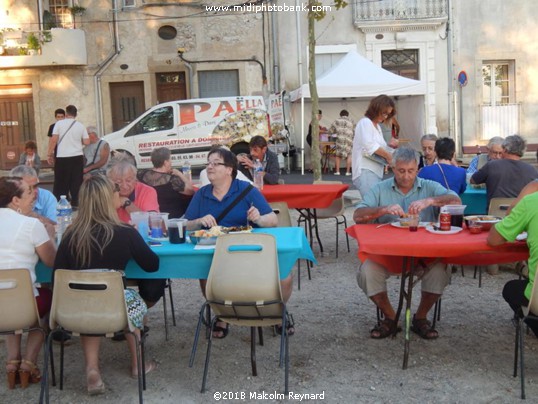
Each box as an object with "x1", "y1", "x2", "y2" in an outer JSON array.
[{"x1": 290, "y1": 50, "x2": 427, "y2": 101}]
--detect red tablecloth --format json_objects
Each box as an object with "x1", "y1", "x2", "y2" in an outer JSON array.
[
  {"x1": 346, "y1": 224, "x2": 529, "y2": 273},
  {"x1": 262, "y1": 184, "x2": 349, "y2": 209}
]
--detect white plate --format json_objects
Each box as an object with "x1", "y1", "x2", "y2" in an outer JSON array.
[
  {"x1": 390, "y1": 222, "x2": 429, "y2": 229},
  {"x1": 425, "y1": 225, "x2": 463, "y2": 235}
]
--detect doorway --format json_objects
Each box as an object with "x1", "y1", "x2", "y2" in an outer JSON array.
[
  {"x1": 156, "y1": 72, "x2": 187, "y2": 104},
  {"x1": 0, "y1": 85, "x2": 34, "y2": 169},
  {"x1": 109, "y1": 81, "x2": 145, "y2": 131}
]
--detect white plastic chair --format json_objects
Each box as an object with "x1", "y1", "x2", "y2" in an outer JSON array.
[
  {"x1": 189, "y1": 233, "x2": 290, "y2": 394},
  {"x1": 41, "y1": 269, "x2": 146, "y2": 404}
]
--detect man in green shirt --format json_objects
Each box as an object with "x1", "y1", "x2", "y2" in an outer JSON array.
[{"x1": 488, "y1": 192, "x2": 538, "y2": 336}]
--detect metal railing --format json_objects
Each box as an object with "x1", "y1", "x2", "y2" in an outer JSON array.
[
  {"x1": 481, "y1": 104, "x2": 520, "y2": 140},
  {"x1": 354, "y1": 0, "x2": 448, "y2": 21}
]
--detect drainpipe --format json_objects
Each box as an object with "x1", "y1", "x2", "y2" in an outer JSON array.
[
  {"x1": 270, "y1": 1, "x2": 280, "y2": 93},
  {"x1": 446, "y1": 0, "x2": 454, "y2": 140},
  {"x1": 93, "y1": 0, "x2": 122, "y2": 136},
  {"x1": 295, "y1": 0, "x2": 304, "y2": 174}
]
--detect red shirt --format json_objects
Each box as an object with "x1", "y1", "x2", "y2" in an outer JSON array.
[{"x1": 117, "y1": 182, "x2": 160, "y2": 224}]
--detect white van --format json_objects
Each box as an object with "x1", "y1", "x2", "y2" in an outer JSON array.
[{"x1": 104, "y1": 96, "x2": 269, "y2": 169}]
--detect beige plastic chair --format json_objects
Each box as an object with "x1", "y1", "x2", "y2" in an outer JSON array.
[
  {"x1": 513, "y1": 264, "x2": 538, "y2": 399},
  {"x1": 0, "y1": 269, "x2": 53, "y2": 401},
  {"x1": 269, "y1": 201, "x2": 312, "y2": 289},
  {"x1": 311, "y1": 180, "x2": 350, "y2": 258},
  {"x1": 189, "y1": 233, "x2": 290, "y2": 394},
  {"x1": 41, "y1": 269, "x2": 146, "y2": 404},
  {"x1": 488, "y1": 197, "x2": 515, "y2": 217}
]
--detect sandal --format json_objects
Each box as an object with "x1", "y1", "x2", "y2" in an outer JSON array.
[
  {"x1": 19, "y1": 359, "x2": 41, "y2": 388},
  {"x1": 275, "y1": 313, "x2": 295, "y2": 336},
  {"x1": 212, "y1": 320, "x2": 229, "y2": 339},
  {"x1": 411, "y1": 316, "x2": 439, "y2": 340},
  {"x1": 6, "y1": 360, "x2": 20, "y2": 389},
  {"x1": 370, "y1": 318, "x2": 401, "y2": 339}
]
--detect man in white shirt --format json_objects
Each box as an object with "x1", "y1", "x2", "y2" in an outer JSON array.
[{"x1": 47, "y1": 104, "x2": 90, "y2": 207}]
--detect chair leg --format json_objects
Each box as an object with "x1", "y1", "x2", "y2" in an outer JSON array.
[
  {"x1": 59, "y1": 334, "x2": 65, "y2": 390},
  {"x1": 250, "y1": 327, "x2": 258, "y2": 376},
  {"x1": 335, "y1": 218, "x2": 339, "y2": 259},
  {"x1": 258, "y1": 327, "x2": 264, "y2": 346},
  {"x1": 343, "y1": 215, "x2": 350, "y2": 253},
  {"x1": 189, "y1": 303, "x2": 207, "y2": 367},
  {"x1": 140, "y1": 329, "x2": 146, "y2": 391},
  {"x1": 297, "y1": 260, "x2": 301, "y2": 290},
  {"x1": 514, "y1": 316, "x2": 520, "y2": 378},
  {"x1": 478, "y1": 266, "x2": 482, "y2": 288},
  {"x1": 162, "y1": 286, "x2": 169, "y2": 341},
  {"x1": 307, "y1": 259, "x2": 312, "y2": 281},
  {"x1": 201, "y1": 317, "x2": 217, "y2": 393},
  {"x1": 133, "y1": 331, "x2": 144, "y2": 404},
  {"x1": 168, "y1": 279, "x2": 177, "y2": 327},
  {"x1": 519, "y1": 316, "x2": 526, "y2": 399},
  {"x1": 49, "y1": 336, "x2": 56, "y2": 387}
]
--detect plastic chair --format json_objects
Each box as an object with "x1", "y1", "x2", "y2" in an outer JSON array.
[
  {"x1": 0, "y1": 269, "x2": 55, "y2": 402},
  {"x1": 311, "y1": 180, "x2": 350, "y2": 258},
  {"x1": 41, "y1": 270, "x2": 146, "y2": 404},
  {"x1": 189, "y1": 233, "x2": 290, "y2": 394},
  {"x1": 488, "y1": 197, "x2": 515, "y2": 218},
  {"x1": 513, "y1": 264, "x2": 538, "y2": 399},
  {"x1": 269, "y1": 202, "x2": 311, "y2": 290}
]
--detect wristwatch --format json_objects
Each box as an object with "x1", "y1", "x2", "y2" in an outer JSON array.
[{"x1": 122, "y1": 199, "x2": 132, "y2": 209}]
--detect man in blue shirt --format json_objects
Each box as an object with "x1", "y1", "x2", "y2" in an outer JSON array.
[
  {"x1": 10, "y1": 165, "x2": 57, "y2": 224},
  {"x1": 353, "y1": 147, "x2": 461, "y2": 340}
]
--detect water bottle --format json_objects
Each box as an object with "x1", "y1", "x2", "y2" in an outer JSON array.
[
  {"x1": 253, "y1": 158, "x2": 264, "y2": 190},
  {"x1": 182, "y1": 161, "x2": 192, "y2": 182},
  {"x1": 56, "y1": 195, "x2": 72, "y2": 243}
]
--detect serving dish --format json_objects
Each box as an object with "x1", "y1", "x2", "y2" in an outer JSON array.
[{"x1": 463, "y1": 215, "x2": 502, "y2": 230}]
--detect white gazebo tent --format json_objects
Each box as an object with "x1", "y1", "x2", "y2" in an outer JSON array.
[{"x1": 289, "y1": 50, "x2": 428, "y2": 172}]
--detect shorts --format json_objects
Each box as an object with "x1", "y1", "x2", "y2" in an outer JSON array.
[
  {"x1": 36, "y1": 287, "x2": 52, "y2": 318},
  {"x1": 134, "y1": 278, "x2": 166, "y2": 304},
  {"x1": 124, "y1": 288, "x2": 148, "y2": 329}
]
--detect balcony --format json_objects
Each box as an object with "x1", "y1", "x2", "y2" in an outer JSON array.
[
  {"x1": 353, "y1": 0, "x2": 448, "y2": 32},
  {"x1": 0, "y1": 28, "x2": 87, "y2": 69}
]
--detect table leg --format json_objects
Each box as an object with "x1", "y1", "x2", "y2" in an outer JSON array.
[
  {"x1": 402, "y1": 257, "x2": 415, "y2": 370},
  {"x1": 312, "y1": 209, "x2": 324, "y2": 254}
]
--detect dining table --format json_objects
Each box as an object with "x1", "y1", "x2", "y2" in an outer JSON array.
[
  {"x1": 262, "y1": 183, "x2": 349, "y2": 253},
  {"x1": 36, "y1": 227, "x2": 316, "y2": 284},
  {"x1": 345, "y1": 223, "x2": 529, "y2": 369},
  {"x1": 461, "y1": 186, "x2": 487, "y2": 215}
]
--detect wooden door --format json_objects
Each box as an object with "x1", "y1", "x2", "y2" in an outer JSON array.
[
  {"x1": 0, "y1": 86, "x2": 34, "y2": 169},
  {"x1": 109, "y1": 81, "x2": 145, "y2": 131},
  {"x1": 156, "y1": 72, "x2": 187, "y2": 104}
]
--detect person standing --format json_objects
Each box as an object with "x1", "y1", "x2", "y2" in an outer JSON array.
[
  {"x1": 47, "y1": 108, "x2": 65, "y2": 138},
  {"x1": 352, "y1": 95, "x2": 397, "y2": 198},
  {"x1": 83, "y1": 126, "x2": 110, "y2": 178},
  {"x1": 47, "y1": 105, "x2": 89, "y2": 207},
  {"x1": 329, "y1": 109, "x2": 355, "y2": 176}
]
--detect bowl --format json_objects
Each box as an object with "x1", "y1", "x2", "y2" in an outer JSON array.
[
  {"x1": 189, "y1": 235, "x2": 218, "y2": 246},
  {"x1": 464, "y1": 215, "x2": 502, "y2": 230},
  {"x1": 398, "y1": 215, "x2": 418, "y2": 227}
]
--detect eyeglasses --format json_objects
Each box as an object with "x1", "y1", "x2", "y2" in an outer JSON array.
[{"x1": 207, "y1": 161, "x2": 227, "y2": 168}]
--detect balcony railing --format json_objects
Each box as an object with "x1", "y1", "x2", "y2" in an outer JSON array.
[
  {"x1": 354, "y1": 0, "x2": 448, "y2": 31},
  {"x1": 0, "y1": 28, "x2": 87, "y2": 69}
]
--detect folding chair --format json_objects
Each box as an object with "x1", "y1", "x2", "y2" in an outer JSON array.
[
  {"x1": 513, "y1": 265, "x2": 538, "y2": 399},
  {"x1": 0, "y1": 269, "x2": 54, "y2": 402},
  {"x1": 41, "y1": 269, "x2": 146, "y2": 404},
  {"x1": 189, "y1": 233, "x2": 291, "y2": 394},
  {"x1": 269, "y1": 201, "x2": 311, "y2": 289}
]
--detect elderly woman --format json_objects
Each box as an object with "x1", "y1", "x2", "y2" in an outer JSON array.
[
  {"x1": 107, "y1": 158, "x2": 165, "y2": 309},
  {"x1": 352, "y1": 95, "x2": 397, "y2": 198},
  {"x1": 184, "y1": 147, "x2": 286, "y2": 337},
  {"x1": 54, "y1": 175, "x2": 159, "y2": 394},
  {"x1": 137, "y1": 147, "x2": 194, "y2": 218},
  {"x1": 418, "y1": 134, "x2": 438, "y2": 170},
  {"x1": 0, "y1": 177, "x2": 56, "y2": 389}
]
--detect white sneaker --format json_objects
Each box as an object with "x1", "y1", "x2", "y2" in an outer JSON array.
[
  {"x1": 334, "y1": 172, "x2": 340, "y2": 175},
  {"x1": 345, "y1": 172, "x2": 351, "y2": 176}
]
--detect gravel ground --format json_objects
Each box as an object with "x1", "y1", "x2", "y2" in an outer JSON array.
[{"x1": 1, "y1": 173, "x2": 537, "y2": 403}]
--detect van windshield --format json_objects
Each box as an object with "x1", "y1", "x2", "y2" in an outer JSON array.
[{"x1": 125, "y1": 106, "x2": 173, "y2": 137}]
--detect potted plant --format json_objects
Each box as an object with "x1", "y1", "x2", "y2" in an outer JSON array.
[
  {"x1": 69, "y1": 5, "x2": 86, "y2": 28},
  {"x1": 27, "y1": 33, "x2": 40, "y2": 55}
]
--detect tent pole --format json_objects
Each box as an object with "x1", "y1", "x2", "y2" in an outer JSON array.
[{"x1": 295, "y1": 0, "x2": 305, "y2": 174}]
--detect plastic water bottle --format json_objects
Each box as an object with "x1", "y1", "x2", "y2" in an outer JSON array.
[
  {"x1": 182, "y1": 161, "x2": 192, "y2": 182},
  {"x1": 56, "y1": 195, "x2": 72, "y2": 243},
  {"x1": 253, "y1": 158, "x2": 264, "y2": 190}
]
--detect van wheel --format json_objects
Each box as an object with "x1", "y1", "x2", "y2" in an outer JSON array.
[{"x1": 230, "y1": 142, "x2": 249, "y2": 156}]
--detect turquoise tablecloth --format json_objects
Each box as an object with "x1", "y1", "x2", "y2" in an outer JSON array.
[
  {"x1": 36, "y1": 227, "x2": 315, "y2": 283},
  {"x1": 461, "y1": 187, "x2": 487, "y2": 215}
]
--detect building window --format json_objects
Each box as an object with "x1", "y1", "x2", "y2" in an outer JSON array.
[
  {"x1": 198, "y1": 70, "x2": 239, "y2": 98},
  {"x1": 482, "y1": 61, "x2": 515, "y2": 105},
  {"x1": 49, "y1": 0, "x2": 73, "y2": 29},
  {"x1": 381, "y1": 49, "x2": 420, "y2": 80},
  {"x1": 123, "y1": 0, "x2": 136, "y2": 7}
]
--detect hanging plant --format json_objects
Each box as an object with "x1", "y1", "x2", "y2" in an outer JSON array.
[{"x1": 69, "y1": 5, "x2": 86, "y2": 17}]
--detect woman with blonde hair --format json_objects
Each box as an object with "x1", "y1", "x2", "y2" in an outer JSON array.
[{"x1": 54, "y1": 174, "x2": 159, "y2": 395}]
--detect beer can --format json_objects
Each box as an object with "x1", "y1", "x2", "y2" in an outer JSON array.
[{"x1": 439, "y1": 212, "x2": 451, "y2": 231}]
